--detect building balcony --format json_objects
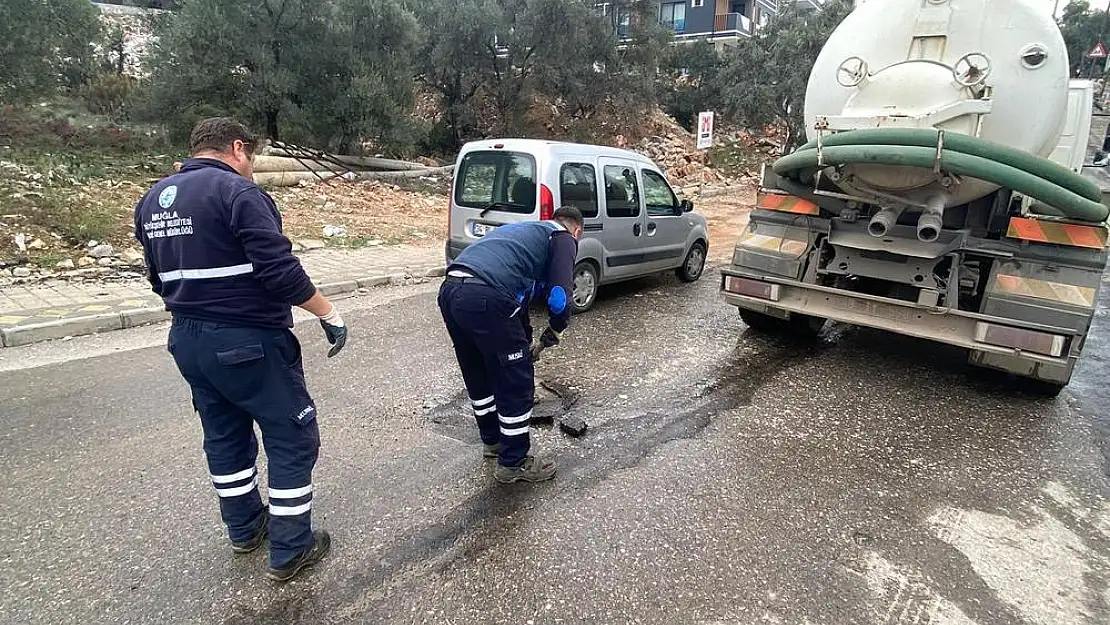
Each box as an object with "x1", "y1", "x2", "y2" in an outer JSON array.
[
  {"x1": 662, "y1": 18, "x2": 687, "y2": 33},
  {"x1": 673, "y1": 12, "x2": 752, "y2": 42}
]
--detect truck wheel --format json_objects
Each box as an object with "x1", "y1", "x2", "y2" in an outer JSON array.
[
  {"x1": 1024, "y1": 379, "x2": 1066, "y2": 398},
  {"x1": 676, "y1": 241, "x2": 707, "y2": 283},
  {"x1": 571, "y1": 261, "x2": 599, "y2": 314},
  {"x1": 739, "y1": 310, "x2": 825, "y2": 338}
]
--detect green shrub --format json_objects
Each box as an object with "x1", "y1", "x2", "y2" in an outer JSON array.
[{"x1": 80, "y1": 73, "x2": 138, "y2": 117}]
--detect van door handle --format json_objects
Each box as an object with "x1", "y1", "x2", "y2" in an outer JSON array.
[{"x1": 633, "y1": 223, "x2": 642, "y2": 236}]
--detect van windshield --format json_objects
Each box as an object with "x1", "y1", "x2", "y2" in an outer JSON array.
[{"x1": 455, "y1": 151, "x2": 537, "y2": 214}]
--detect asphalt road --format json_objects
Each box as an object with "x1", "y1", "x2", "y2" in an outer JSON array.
[{"x1": 1, "y1": 262, "x2": 1109, "y2": 625}]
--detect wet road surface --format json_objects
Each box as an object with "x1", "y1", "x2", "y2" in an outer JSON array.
[{"x1": 2, "y1": 266, "x2": 1109, "y2": 625}]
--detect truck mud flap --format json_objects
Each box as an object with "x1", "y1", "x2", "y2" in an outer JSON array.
[{"x1": 731, "y1": 210, "x2": 828, "y2": 281}]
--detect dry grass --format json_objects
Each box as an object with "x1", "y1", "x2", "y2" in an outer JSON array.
[{"x1": 270, "y1": 180, "x2": 448, "y2": 247}]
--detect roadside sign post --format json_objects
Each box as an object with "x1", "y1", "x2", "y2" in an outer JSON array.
[
  {"x1": 696, "y1": 111, "x2": 715, "y2": 150},
  {"x1": 1091, "y1": 42, "x2": 1110, "y2": 105}
]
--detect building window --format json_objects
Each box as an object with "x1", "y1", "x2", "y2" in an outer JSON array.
[
  {"x1": 616, "y1": 6, "x2": 631, "y2": 38},
  {"x1": 692, "y1": 0, "x2": 705, "y2": 7},
  {"x1": 660, "y1": 1, "x2": 686, "y2": 31}
]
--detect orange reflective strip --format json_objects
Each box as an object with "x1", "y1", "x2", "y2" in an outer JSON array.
[
  {"x1": 991, "y1": 274, "x2": 1097, "y2": 308},
  {"x1": 785, "y1": 198, "x2": 819, "y2": 215},
  {"x1": 757, "y1": 193, "x2": 819, "y2": 215},
  {"x1": 1006, "y1": 217, "x2": 1108, "y2": 249},
  {"x1": 758, "y1": 193, "x2": 787, "y2": 209},
  {"x1": 1008, "y1": 217, "x2": 1046, "y2": 241},
  {"x1": 1062, "y1": 224, "x2": 1107, "y2": 249}
]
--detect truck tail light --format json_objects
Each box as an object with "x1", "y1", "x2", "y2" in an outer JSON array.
[
  {"x1": 540, "y1": 184, "x2": 554, "y2": 221},
  {"x1": 723, "y1": 276, "x2": 780, "y2": 301},
  {"x1": 974, "y1": 322, "x2": 1067, "y2": 358}
]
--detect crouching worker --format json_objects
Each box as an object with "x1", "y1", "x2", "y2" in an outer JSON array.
[{"x1": 438, "y1": 207, "x2": 583, "y2": 483}]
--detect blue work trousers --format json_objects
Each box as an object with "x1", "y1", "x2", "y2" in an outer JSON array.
[
  {"x1": 168, "y1": 317, "x2": 319, "y2": 568},
  {"x1": 438, "y1": 279, "x2": 535, "y2": 467}
]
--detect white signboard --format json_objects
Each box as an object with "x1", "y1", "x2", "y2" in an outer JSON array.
[{"x1": 696, "y1": 111, "x2": 715, "y2": 150}]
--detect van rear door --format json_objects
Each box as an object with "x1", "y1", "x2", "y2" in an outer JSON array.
[{"x1": 450, "y1": 150, "x2": 539, "y2": 247}]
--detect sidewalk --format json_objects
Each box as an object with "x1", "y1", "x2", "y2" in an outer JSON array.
[{"x1": 0, "y1": 245, "x2": 445, "y2": 347}]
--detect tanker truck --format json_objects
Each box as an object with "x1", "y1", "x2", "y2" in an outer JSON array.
[{"x1": 719, "y1": 0, "x2": 1109, "y2": 396}]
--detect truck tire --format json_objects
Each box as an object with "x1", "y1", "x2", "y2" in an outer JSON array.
[
  {"x1": 739, "y1": 309, "x2": 825, "y2": 338},
  {"x1": 571, "y1": 261, "x2": 599, "y2": 314},
  {"x1": 676, "y1": 241, "x2": 707, "y2": 283},
  {"x1": 1023, "y1": 379, "x2": 1065, "y2": 398}
]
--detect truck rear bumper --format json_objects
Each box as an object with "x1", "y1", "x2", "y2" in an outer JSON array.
[{"x1": 720, "y1": 269, "x2": 1078, "y2": 383}]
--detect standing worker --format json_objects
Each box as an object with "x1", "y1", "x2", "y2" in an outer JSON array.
[
  {"x1": 134, "y1": 118, "x2": 347, "y2": 582},
  {"x1": 438, "y1": 207, "x2": 584, "y2": 483}
]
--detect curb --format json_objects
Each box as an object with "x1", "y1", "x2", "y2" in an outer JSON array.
[{"x1": 0, "y1": 266, "x2": 446, "y2": 349}]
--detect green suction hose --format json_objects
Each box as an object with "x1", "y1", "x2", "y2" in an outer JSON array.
[{"x1": 777, "y1": 128, "x2": 1109, "y2": 223}]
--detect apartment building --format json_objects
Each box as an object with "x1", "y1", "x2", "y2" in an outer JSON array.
[{"x1": 598, "y1": 1, "x2": 823, "y2": 46}]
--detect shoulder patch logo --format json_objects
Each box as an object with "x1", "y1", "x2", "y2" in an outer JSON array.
[{"x1": 158, "y1": 185, "x2": 178, "y2": 209}]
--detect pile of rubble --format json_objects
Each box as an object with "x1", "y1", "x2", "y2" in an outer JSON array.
[
  {"x1": 612, "y1": 109, "x2": 752, "y2": 191},
  {"x1": 0, "y1": 239, "x2": 148, "y2": 286},
  {"x1": 96, "y1": 3, "x2": 160, "y2": 78}
]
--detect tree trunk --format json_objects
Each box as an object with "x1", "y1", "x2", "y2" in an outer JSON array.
[{"x1": 265, "y1": 109, "x2": 280, "y2": 142}]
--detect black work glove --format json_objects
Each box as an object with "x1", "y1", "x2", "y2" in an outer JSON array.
[
  {"x1": 539, "y1": 326, "x2": 562, "y2": 348},
  {"x1": 318, "y1": 308, "x2": 347, "y2": 358},
  {"x1": 531, "y1": 326, "x2": 563, "y2": 361}
]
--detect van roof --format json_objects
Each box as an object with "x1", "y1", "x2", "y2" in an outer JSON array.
[{"x1": 458, "y1": 138, "x2": 655, "y2": 165}]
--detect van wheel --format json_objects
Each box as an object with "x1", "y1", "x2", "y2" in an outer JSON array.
[
  {"x1": 571, "y1": 262, "x2": 599, "y2": 314},
  {"x1": 676, "y1": 241, "x2": 707, "y2": 283}
]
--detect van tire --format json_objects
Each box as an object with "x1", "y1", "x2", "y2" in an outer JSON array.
[
  {"x1": 676, "y1": 241, "x2": 707, "y2": 283},
  {"x1": 571, "y1": 261, "x2": 600, "y2": 314}
]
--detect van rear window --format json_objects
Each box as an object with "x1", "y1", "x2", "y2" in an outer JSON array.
[{"x1": 455, "y1": 151, "x2": 537, "y2": 214}]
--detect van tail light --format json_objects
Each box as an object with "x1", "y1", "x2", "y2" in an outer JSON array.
[
  {"x1": 540, "y1": 183, "x2": 554, "y2": 221},
  {"x1": 446, "y1": 191, "x2": 453, "y2": 238}
]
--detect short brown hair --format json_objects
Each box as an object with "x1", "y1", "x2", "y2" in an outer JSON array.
[{"x1": 189, "y1": 117, "x2": 257, "y2": 156}]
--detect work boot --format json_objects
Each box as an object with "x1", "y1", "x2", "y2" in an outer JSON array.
[
  {"x1": 494, "y1": 454, "x2": 557, "y2": 484},
  {"x1": 266, "y1": 530, "x2": 332, "y2": 582},
  {"x1": 231, "y1": 511, "x2": 269, "y2": 554},
  {"x1": 482, "y1": 442, "x2": 502, "y2": 458}
]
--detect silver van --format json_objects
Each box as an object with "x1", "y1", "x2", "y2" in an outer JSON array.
[{"x1": 445, "y1": 139, "x2": 710, "y2": 313}]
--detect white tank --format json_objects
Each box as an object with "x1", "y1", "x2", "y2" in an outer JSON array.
[{"x1": 803, "y1": 0, "x2": 1071, "y2": 207}]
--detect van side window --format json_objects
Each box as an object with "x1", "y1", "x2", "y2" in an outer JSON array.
[
  {"x1": 559, "y1": 163, "x2": 599, "y2": 218},
  {"x1": 603, "y1": 165, "x2": 641, "y2": 219},
  {"x1": 643, "y1": 170, "x2": 679, "y2": 217}
]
